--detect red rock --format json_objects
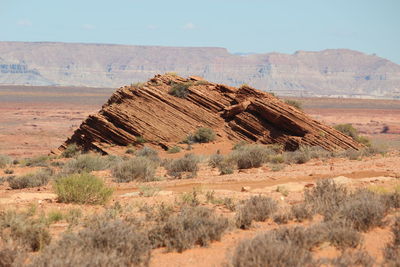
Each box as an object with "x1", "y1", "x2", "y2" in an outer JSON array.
[{"x1": 59, "y1": 74, "x2": 363, "y2": 154}]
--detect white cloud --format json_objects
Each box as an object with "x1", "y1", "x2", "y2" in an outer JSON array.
[
  {"x1": 182, "y1": 22, "x2": 195, "y2": 30},
  {"x1": 82, "y1": 24, "x2": 96, "y2": 30},
  {"x1": 17, "y1": 19, "x2": 32, "y2": 27}
]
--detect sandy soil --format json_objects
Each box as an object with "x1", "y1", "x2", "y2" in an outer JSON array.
[{"x1": 1, "y1": 88, "x2": 400, "y2": 266}]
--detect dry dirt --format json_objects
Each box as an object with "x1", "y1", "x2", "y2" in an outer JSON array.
[{"x1": 1, "y1": 87, "x2": 400, "y2": 266}]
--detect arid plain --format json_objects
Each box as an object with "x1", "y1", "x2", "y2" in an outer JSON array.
[{"x1": 1, "y1": 84, "x2": 400, "y2": 266}]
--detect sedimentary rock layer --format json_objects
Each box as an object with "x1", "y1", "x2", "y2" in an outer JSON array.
[{"x1": 61, "y1": 74, "x2": 362, "y2": 153}]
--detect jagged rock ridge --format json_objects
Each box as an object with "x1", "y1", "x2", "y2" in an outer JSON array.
[{"x1": 61, "y1": 74, "x2": 362, "y2": 153}]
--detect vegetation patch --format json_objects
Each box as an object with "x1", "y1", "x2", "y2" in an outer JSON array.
[
  {"x1": 169, "y1": 82, "x2": 192, "y2": 98},
  {"x1": 54, "y1": 173, "x2": 113, "y2": 205},
  {"x1": 236, "y1": 196, "x2": 277, "y2": 229},
  {"x1": 61, "y1": 144, "x2": 81, "y2": 158},
  {"x1": 8, "y1": 168, "x2": 53, "y2": 189},
  {"x1": 165, "y1": 153, "x2": 199, "y2": 178},
  {"x1": 112, "y1": 156, "x2": 158, "y2": 182}
]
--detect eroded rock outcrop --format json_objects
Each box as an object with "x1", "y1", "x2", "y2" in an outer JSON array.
[{"x1": 60, "y1": 74, "x2": 362, "y2": 153}]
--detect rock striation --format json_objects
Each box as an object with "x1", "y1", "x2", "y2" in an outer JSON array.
[{"x1": 60, "y1": 74, "x2": 362, "y2": 153}]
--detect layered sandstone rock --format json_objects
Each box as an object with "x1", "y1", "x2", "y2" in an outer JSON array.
[{"x1": 60, "y1": 74, "x2": 362, "y2": 153}]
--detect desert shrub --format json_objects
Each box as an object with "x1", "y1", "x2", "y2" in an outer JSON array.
[
  {"x1": 167, "y1": 146, "x2": 181, "y2": 154},
  {"x1": 8, "y1": 168, "x2": 53, "y2": 189},
  {"x1": 135, "y1": 135, "x2": 147, "y2": 144},
  {"x1": 0, "y1": 154, "x2": 11, "y2": 168},
  {"x1": 0, "y1": 246, "x2": 23, "y2": 267},
  {"x1": 273, "y1": 209, "x2": 293, "y2": 224},
  {"x1": 180, "y1": 189, "x2": 201, "y2": 206},
  {"x1": 31, "y1": 217, "x2": 151, "y2": 267},
  {"x1": 384, "y1": 217, "x2": 400, "y2": 266},
  {"x1": 230, "y1": 145, "x2": 271, "y2": 169},
  {"x1": 208, "y1": 154, "x2": 224, "y2": 168},
  {"x1": 325, "y1": 221, "x2": 363, "y2": 250},
  {"x1": 165, "y1": 153, "x2": 199, "y2": 178},
  {"x1": 344, "y1": 148, "x2": 362, "y2": 160},
  {"x1": 284, "y1": 146, "x2": 312, "y2": 164},
  {"x1": 112, "y1": 156, "x2": 157, "y2": 182},
  {"x1": 232, "y1": 141, "x2": 248, "y2": 150},
  {"x1": 291, "y1": 203, "x2": 314, "y2": 222},
  {"x1": 22, "y1": 155, "x2": 51, "y2": 167},
  {"x1": 0, "y1": 210, "x2": 51, "y2": 252},
  {"x1": 46, "y1": 210, "x2": 64, "y2": 224},
  {"x1": 334, "y1": 123, "x2": 371, "y2": 146},
  {"x1": 138, "y1": 185, "x2": 161, "y2": 197},
  {"x1": 308, "y1": 146, "x2": 333, "y2": 159},
  {"x1": 230, "y1": 231, "x2": 314, "y2": 267},
  {"x1": 136, "y1": 146, "x2": 160, "y2": 162},
  {"x1": 218, "y1": 161, "x2": 235, "y2": 175},
  {"x1": 185, "y1": 127, "x2": 216, "y2": 143},
  {"x1": 337, "y1": 189, "x2": 386, "y2": 231},
  {"x1": 54, "y1": 173, "x2": 113, "y2": 205},
  {"x1": 169, "y1": 82, "x2": 192, "y2": 98},
  {"x1": 153, "y1": 206, "x2": 229, "y2": 252},
  {"x1": 304, "y1": 179, "x2": 348, "y2": 220},
  {"x1": 125, "y1": 147, "x2": 136, "y2": 154},
  {"x1": 284, "y1": 99, "x2": 303, "y2": 110},
  {"x1": 4, "y1": 168, "x2": 13, "y2": 174},
  {"x1": 331, "y1": 250, "x2": 374, "y2": 267},
  {"x1": 236, "y1": 196, "x2": 277, "y2": 229},
  {"x1": 61, "y1": 144, "x2": 80, "y2": 158},
  {"x1": 62, "y1": 154, "x2": 109, "y2": 174}
]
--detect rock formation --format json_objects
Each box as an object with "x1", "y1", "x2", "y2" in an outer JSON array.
[{"x1": 60, "y1": 74, "x2": 362, "y2": 153}]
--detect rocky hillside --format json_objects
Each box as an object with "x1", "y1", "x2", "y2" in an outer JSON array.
[
  {"x1": 1, "y1": 42, "x2": 399, "y2": 98},
  {"x1": 60, "y1": 74, "x2": 362, "y2": 154}
]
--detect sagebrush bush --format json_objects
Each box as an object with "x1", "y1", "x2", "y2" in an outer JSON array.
[
  {"x1": 62, "y1": 154, "x2": 110, "y2": 174},
  {"x1": 334, "y1": 123, "x2": 371, "y2": 147},
  {"x1": 152, "y1": 206, "x2": 229, "y2": 252},
  {"x1": 112, "y1": 156, "x2": 157, "y2": 182},
  {"x1": 231, "y1": 231, "x2": 314, "y2": 267},
  {"x1": 304, "y1": 179, "x2": 348, "y2": 220},
  {"x1": 61, "y1": 144, "x2": 80, "y2": 158},
  {"x1": 54, "y1": 173, "x2": 113, "y2": 205},
  {"x1": 230, "y1": 145, "x2": 272, "y2": 169},
  {"x1": 337, "y1": 189, "x2": 386, "y2": 232},
  {"x1": 284, "y1": 146, "x2": 311, "y2": 164},
  {"x1": 291, "y1": 203, "x2": 314, "y2": 222},
  {"x1": 22, "y1": 155, "x2": 52, "y2": 167},
  {"x1": 325, "y1": 221, "x2": 363, "y2": 250},
  {"x1": 165, "y1": 153, "x2": 199, "y2": 178},
  {"x1": 0, "y1": 154, "x2": 11, "y2": 168},
  {"x1": 384, "y1": 216, "x2": 400, "y2": 266},
  {"x1": 167, "y1": 146, "x2": 181, "y2": 154},
  {"x1": 273, "y1": 209, "x2": 293, "y2": 224},
  {"x1": 192, "y1": 127, "x2": 216, "y2": 143},
  {"x1": 331, "y1": 250, "x2": 374, "y2": 267},
  {"x1": 169, "y1": 82, "x2": 192, "y2": 98},
  {"x1": 8, "y1": 168, "x2": 53, "y2": 189},
  {"x1": 0, "y1": 210, "x2": 51, "y2": 252},
  {"x1": 136, "y1": 146, "x2": 160, "y2": 162},
  {"x1": 236, "y1": 196, "x2": 277, "y2": 229},
  {"x1": 208, "y1": 154, "x2": 224, "y2": 168},
  {"x1": 31, "y1": 217, "x2": 151, "y2": 267}
]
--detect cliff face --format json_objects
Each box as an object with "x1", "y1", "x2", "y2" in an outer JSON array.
[
  {"x1": 61, "y1": 74, "x2": 362, "y2": 154},
  {"x1": 1, "y1": 42, "x2": 400, "y2": 98}
]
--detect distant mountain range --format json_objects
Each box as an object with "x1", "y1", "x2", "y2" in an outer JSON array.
[{"x1": 1, "y1": 41, "x2": 399, "y2": 98}]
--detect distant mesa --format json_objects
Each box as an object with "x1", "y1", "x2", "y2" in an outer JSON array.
[
  {"x1": 59, "y1": 74, "x2": 363, "y2": 154},
  {"x1": 1, "y1": 41, "x2": 400, "y2": 98}
]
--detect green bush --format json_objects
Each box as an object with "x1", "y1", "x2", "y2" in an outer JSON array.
[
  {"x1": 112, "y1": 156, "x2": 157, "y2": 182},
  {"x1": 22, "y1": 155, "x2": 51, "y2": 167},
  {"x1": 135, "y1": 135, "x2": 147, "y2": 144},
  {"x1": 0, "y1": 154, "x2": 11, "y2": 168},
  {"x1": 334, "y1": 123, "x2": 371, "y2": 146},
  {"x1": 8, "y1": 168, "x2": 53, "y2": 189},
  {"x1": 165, "y1": 154, "x2": 199, "y2": 178},
  {"x1": 136, "y1": 146, "x2": 160, "y2": 162},
  {"x1": 54, "y1": 173, "x2": 113, "y2": 205},
  {"x1": 169, "y1": 82, "x2": 192, "y2": 98},
  {"x1": 61, "y1": 144, "x2": 80, "y2": 158}
]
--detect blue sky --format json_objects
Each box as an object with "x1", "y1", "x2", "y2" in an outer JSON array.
[{"x1": 1, "y1": 0, "x2": 399, "y2": 63}]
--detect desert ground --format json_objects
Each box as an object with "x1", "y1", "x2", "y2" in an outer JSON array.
[{"x1": 1, "y1": 86, "x2": 400, "y2": 266}]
